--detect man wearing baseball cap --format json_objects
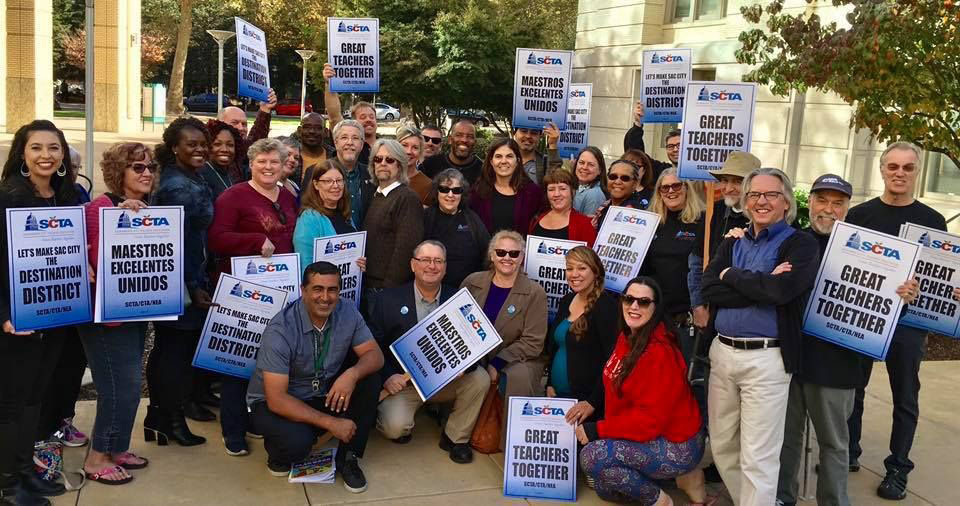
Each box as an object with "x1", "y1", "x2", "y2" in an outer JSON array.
[{"x1": 776, "y1": 174, "x2": 861, "y2": 506}]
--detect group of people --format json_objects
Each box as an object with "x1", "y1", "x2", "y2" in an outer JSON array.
[{"x1": 0, "y1": 73, "x2": 955, "y2": 506}]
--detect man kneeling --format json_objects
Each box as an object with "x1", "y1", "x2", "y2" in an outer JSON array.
[
  {"x1": 247, "y1": 261, "x2": 384, "y2": 493},
  {"x1": 371, "y1": 240, "x2": 490, "y2": 463}
]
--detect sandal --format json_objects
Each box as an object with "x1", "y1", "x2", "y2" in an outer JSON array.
[
  {"x1": 85, "y1": 465, "x2": 133, "y2": 485},
  {"x1": 112, "y1": 452, "x2": 149, "y2": 470}
]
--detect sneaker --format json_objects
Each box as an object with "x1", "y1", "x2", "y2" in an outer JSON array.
[
  {"x1": 877, "y1": 469, "x2": 908, "y2": 500},
  {"x1": 267, "y1": 460, "x2": 290, "y2": 477},
  {"x1": 246, "y1": 430, "x2": 264, "y2": 439},
  {"x1": 223, "y1": 437, "x2": 249, "y2": 456},
  {"x1": 338, "y1": 451, "x2": 368, "y2": 493},
  {"x1": 51, "y1": 418, "x2": 88, "y2": 447}
]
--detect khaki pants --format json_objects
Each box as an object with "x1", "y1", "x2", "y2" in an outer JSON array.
[
  {"x1": 708, "y1": 338, "x2": 792, "y2": 506},
  {"x1": 377, "y1": 367, "x2": 489, "y2": 443}
]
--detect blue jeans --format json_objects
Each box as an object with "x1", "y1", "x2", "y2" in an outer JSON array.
[{"x1": 77, "y1": 322, "x2": 147, "y2": 454}]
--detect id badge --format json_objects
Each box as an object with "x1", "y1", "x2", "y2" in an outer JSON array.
[{"x1": 311, "y1": 379, "x2": 320, "y2": 392}]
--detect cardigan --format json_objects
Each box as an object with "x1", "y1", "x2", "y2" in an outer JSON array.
[
  {"x1": 528, "y1": 209, "x2": 598, "y2": 247},
  {"x1": 208, "y1": 183, "x2": 297, "y2": 275},
  {"x1": 470, "y1": 182, "x2": 543, "y2": 236},
  {"x1": 293, "y1": 209, "x2": 343, "y2": 274}
]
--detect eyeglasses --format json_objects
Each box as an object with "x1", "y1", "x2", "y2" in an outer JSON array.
[
  {"x1": 131, "y1": 162, "x2": 158, "y2": 174},
  {"x1": 437, "y1": 185, "x2": 464, "y2": 195},
  {"x1": 665, "y1": 142, "x2": 682, "y2": 151},
  {"x1": 424, "y1": 136, "x2": 443, "y2": 145},
  {"x1": 658, "y1": 182, "x2": 684, "y2": 194},
  {"x1": 372, "y1": 156, "x2": 398, "y2": 165},
  {"x1": 413, "y1": 257, "x2": 446, "y2": 266},
  {"x1": 621, "y1": 295, "x2": 655, "y2": 307},
  {"x1": 745, "y1": 191, "x2": 784, "y2": 202},
  {"x1": 316, "y1": 177, "x2": 344, "y2": 187},
  {"x1": 608, "y1": 173, "x2": 634, "y2": 182},
  {"x1": 271, "y1": 201, "x2": 287, "y2": 225},
  {"x1": 494, "y1": 249, "x2": 522, "y2": 258}
]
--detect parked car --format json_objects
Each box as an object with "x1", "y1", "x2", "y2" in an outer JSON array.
[
  {"x1": 275, "y1": 98, "x2": 313, "y2": 117},
  {"x1": 446, "y1": 109, "x2": 491, "y2": 127},
  {"x1": 374, "y1": 103, "x2": 400, "y2": 121},
  {"x1": 183, "y1": 93, "x2": 229, "y2": 113}
]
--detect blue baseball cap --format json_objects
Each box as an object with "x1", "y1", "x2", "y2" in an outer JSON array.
[{"x1": 810, "y1": 174, "x2": 853, "y2": 197}]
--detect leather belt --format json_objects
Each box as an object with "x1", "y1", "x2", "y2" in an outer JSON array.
[{"x1": 718, "y1": 335, "x2": 780, "y2": 350}]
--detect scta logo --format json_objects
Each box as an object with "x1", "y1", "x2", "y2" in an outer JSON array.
[
  {"x1": 929, "y1": 239, "x2": 960, "y2": 254},
  {"x1": 569, "y1": 90, "x2": 586, "y2": 98},
  {"x1": 458, "y1": 304, "x2": 488, "y2": 341},
  {"x1": 24, "y1": 213, "x2": 73, "y2": 231},
  {"x1": 613, "y1": 212, "x2": 647, "y2": 225},
  {"x1": 844, "y1": 232, "x2": 901, "y2": 259},
  {"x1": 537, "y1": 241, "x2": 569, "y2": 256},
  {"x1": 697, "y1": 87, "x2": 743, "y2": 102},
  {"x1": 650, "y1": 52, "x2": 683, "y2": 64},
  {"x1": 229, "y1": 283, "x2": 275, "y2": 304},
  {"x1": 257, "y1": 263, "x2": 289, "y2": 273},
  {"x1": 526, "y1": 53, "x2": 563, "y2": 65},
  {"x1": 521, "y1": 401, "x2": 566, "y2": 416},
  {"x1": 337, "y1": 21, "x2": 370, "y2": 32},
  {"x1": 117, "y1": 212, "x2": 170, "y2": 229},
  {"x1": 324, "y1": 240, "x2": 357, "y2": 254}
]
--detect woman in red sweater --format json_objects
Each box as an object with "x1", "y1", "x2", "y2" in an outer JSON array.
[
  {"x1": 576, "y1": 276, "x2": 714, "y2": 505},
  {"x1": 208, "y1": 138, "x2": 297, "y2": 457},
  {"x1": 529, "y1": 168, "x2": 596, "y2": 247}
]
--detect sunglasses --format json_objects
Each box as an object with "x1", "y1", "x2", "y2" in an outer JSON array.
[
  {"x1": 271, "y1": 201, "x2": 287, "y2": 225},
  {"x1": 131, "y1": 162, "x2": 158, "y2": 174},
  {"x1": 621, "y1": 295, "x2": 655, "y2": 307},
  {"x1": 608, "y1": 173, "x2": 634, "y2": 182},
  {"x1": 658, "y1": 182, "x2": 684, "y2": 194},
  {"x1": 494, "y1": 249, "x2": 522, "y2": 258},
  {"x1": 372, "y1": 156, "x2": 398, "y2": 165},
  {"x1": 438, "y1": 185, "x2": 464, "y2": 195},
  {"x1": 424, "y1": 136, "x2": 443, "y2": 145}
]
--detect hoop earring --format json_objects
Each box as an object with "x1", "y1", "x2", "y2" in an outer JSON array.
[
  {"x1": 20, "y1": 162, "x2": 29, "y2": 177},
  {"x1": 57, "y1": 164, "x2": 67, "y2": 177}
]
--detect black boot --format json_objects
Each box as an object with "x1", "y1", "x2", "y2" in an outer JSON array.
[
  {"x1": 17, "y1": 471, "x2": 64, "y2": 498},
  {"x1": 15, "y1": 406, "x2": 63, "y2": 497},
  {"x1": 143, "y1": 406, "x2": 206, "y2": 446},
  {"x1": 0, "y1": 484, "x2": 50, "y2": 506},
  {"x1": 183, "y1": 401, "x2": 216, "y2": 422}
]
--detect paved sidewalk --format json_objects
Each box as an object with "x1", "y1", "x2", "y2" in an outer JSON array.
[{"x1": 51, "y1": 361, "x2": 957, "y2": 505}]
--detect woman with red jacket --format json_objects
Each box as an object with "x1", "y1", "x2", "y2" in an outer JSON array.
[
  {"x1": 528, "y1": 169, "x2": 597, "y2": 247},
  {"x1": 574, "y1": 276, "x2": 714, "y2": 505}
]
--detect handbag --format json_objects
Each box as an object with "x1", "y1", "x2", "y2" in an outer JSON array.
[
  {"x1": 33, "y1": 441, "x2": 85, "y2": 491},
  {"x1": 469, "y1": 383, "x2": 504, "y2": 454}
]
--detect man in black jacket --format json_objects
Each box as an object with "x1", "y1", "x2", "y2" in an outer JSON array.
[
  {"x1": 776, "y1": 174, "x2": 861, "y2": 506},
  {"x1": 623, "y1": 101, "x2": 678, "y2": 181},
  {"x1": 370, "y1": 240, "x2": 489, "y2": 464},
  {"x1": 701, "y1": 168, "x2": 820, "y2": 505}
]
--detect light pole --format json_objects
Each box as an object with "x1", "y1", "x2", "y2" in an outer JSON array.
[
  {"x1": 295, "y1": 50, "x2": 316, "y2": 118},
  {"x1": 206, "y1": 29, "x2": 236, "y2": 116}
]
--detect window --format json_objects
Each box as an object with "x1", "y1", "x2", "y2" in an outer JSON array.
[
  {"x1": 924, "y1": 152, "x2": 960, "y2": 196},
  {"x1": 669, "y1": 0, "x2": 726, "y2": 22}
]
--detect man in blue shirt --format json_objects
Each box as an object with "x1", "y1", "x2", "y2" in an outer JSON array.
[
  {"x1": 701, "y1": 168, "x2": 820, "y2": 505},
  {"x1": 247, "y1": 261, "x2": 384, "y2": 493}
]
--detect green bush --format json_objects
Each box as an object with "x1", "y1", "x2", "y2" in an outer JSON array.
[
  {"x1": 472, "y1": 128, "x2": 500, "y2": 160},
  {"x1": 794, "y1": 187, "x2": 810, "y2": 229}
]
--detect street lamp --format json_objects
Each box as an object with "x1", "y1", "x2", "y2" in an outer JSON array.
[
  {"x1": 295, "y1": 50, "x2": 316, "y2": 118},
  {"x1": 207, "y1": 29, "x2": 236, "y2": 116}
]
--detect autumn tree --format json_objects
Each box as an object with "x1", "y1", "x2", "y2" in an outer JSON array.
[
  {"x1": 736, "y1": 0, "x2": 960, "y2": 169},
  {"x1": 167, "y1": 0, "x2": 194, "y2": 115}
]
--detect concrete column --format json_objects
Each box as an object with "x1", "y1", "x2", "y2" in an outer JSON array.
[
  {"x1": 94, "y1": 0, "x2": 141, "y2": 133},
  {"x1": 4, "y1": 0, "x2": 55, "y2": 133}
]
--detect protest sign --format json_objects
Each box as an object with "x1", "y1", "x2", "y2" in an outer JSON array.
[
  {"x1": 523, "y1": 236, "x2": 586, "y2": 321},
  {"x1": 802, "y1": 222, "x2": 920, "y2": 360},
  {"x1": 95, "y1": 207, "x2": 183, "y2": 323},
  {"x1": 677, "y1": 81, "x2": 756, "y2": 181},
  {"x1": 5, "y1": 207, "x2": 91, "y2": 331},
  {"x1": 327, "y1": 18, "x2": 380, "y2": 93},
  {"x1": 593, "y1": 207, "x2": 660, "y2": 293},
  {"x1": 513, "y1": 48, "x2": 574, "y2": 130},
  {"x1": 234, "y1": 17, "x2": 270, "y2": 102},
  {"x1": 193, "y1": 274, "x2": 288, "y2": 378},
  {"x1": 556, "y1": 83, "x2": 592, "y2": 160},
  {"x1": 313, "y1": 231, "x2": 365, "y2": 307},
  {"x1": 899, "y1": 223, "x2": 960, "y2": 338},
  {"x1": 231, "y1": 253, "x2": 301, "y2": 301},
  {"x1": 641, "y1": 49, "x2": 692, "y2": 123},
  {"x1": 503, "y1": 396, "x2": 577, "y2": 502},
  {"x1": 390, "y1": 288, "x2": 503, "y2": 401}
]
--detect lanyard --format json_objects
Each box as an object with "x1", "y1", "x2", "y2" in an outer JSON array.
[{"x1": 312, "y1": 324, "x2": 331, "y2": 391}]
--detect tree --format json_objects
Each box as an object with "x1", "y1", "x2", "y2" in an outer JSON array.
[
  {"x1": 167, "y1": 0, "x2": 195, "y2": 115},
  {"x1": 736, "y1": 0, "x2": 960, "y2": 169}
]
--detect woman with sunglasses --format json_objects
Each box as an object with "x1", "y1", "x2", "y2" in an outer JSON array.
[
  {"x1": 461, "y1": 231, "x2": 548, "y2": 441},
  {"x1": 207, "y1": 138, "x2": 297, "y2": 457},
  {"x1": 470, "y1": 138, "x2": 543, "y2": 236},
  {"x1": 591, "y1": 157, "x2": 652, "y2": 229},
  {"x1": 572, "y1": 147, "x2": 608, "y2": 216},
  {"x1": 293, "y1": 161, "x2": 368, "y2": 274},
  {"x1": 74, "y1": 142, "x2": 156, "y2": 485},
  {"x1": 529, "y1": 169, "x2": 597, "y2": 247},
  {"x1": 200, "y1": 120, "x2": 245, "y2": 199},
  {"x1": 423, "y1": 169, "x2": 490, "y2": 288},
  {"x1": 577, "y1": 277, "x2": 713, "y2": 506}
]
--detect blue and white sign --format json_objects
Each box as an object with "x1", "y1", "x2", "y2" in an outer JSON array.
[
  {"x1": 96, "y1": 207, "x2": 183, "y2": 323},
  {"x1": 5, "y1": 207, "x2": 91, "y2": 331},
  {"x1": 899, "y1": 223, "x2": 960, "y2": 338},
  {"x1": 802, "y1": 222, "x2": 920, "y2": 360},
  {"x1": 513, "y1": 48, "x2": 574, "y2": 130},
  {"x1": 593, "y1": 207, "x2": 660, "y2": 293},
  {"x1": 234, "y1": 17, "x2": 270, "y2": 102},
  {"x1": 677, "y1": 81, "x2": 756, "y2": 181},
  {"x1": 503, "y1": 396, "x2": 577, "y2": 502},
  {"x1": 641, "y1": 49, "x2": 692, "y2": 123},
  {"x1": 557, "y1": 83, "x2": 592, "y2": 160},
  {"x1": 327, "y1": 17, "x2": 379, "y2": 93},
  {"x1": 390, "y1": 288, "x2": 502, "y2": 401},
  {"x1": 523, "y1": 236, "x2": 586, "y2": 321},
  {"x1": 313, "y1": 231, "x2": 365, "y2": 307},
  {"x1": 231, "y1": 253, "x2": 301, "y2": 301},
  {"x1": 193, "y1": 274, "x2": 288, "y2": 379}
]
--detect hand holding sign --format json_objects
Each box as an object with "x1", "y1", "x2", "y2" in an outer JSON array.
[
  {"x1": 896, "y1": 278, "x2": 920, "y2": 304},
  {"x1": 259, "y1": 88, "x2": 278, "y2": 113},
  {"x1": 634, "y1": 101, "x2": 644, "y2": 127},
  {"x1": 564, "y1": 400, "x2": 595, "y2": 425},
  {"x1": 2, "y1": 320, "x2": 34, "y2": 336}
]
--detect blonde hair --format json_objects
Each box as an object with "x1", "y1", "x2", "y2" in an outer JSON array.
[
  {"x1": 487, "y1": 230, "x2": 525, "y2": 267},
  {"x1": 649, "y1": 168, "x2": 704, "y2": 224}
]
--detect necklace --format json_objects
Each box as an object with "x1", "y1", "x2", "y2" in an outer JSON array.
[{"x1": 205, "y1": 162, "x2": 231, "y2": 190}]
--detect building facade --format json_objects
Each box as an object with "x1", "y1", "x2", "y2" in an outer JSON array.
[{"x1": 574, "y1": 0, "x2": 960, "y2": 231}]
